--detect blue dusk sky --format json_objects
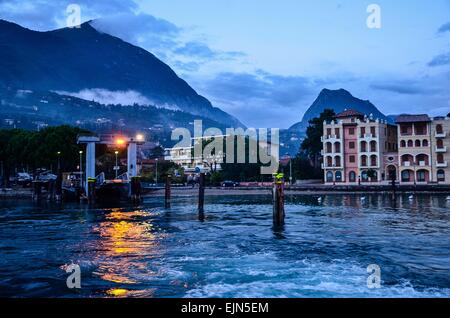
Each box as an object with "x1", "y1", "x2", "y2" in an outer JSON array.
[{"x1": 1, "y1": 0, "x2": 450, "y2": 128}]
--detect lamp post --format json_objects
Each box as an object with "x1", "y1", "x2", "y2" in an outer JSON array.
[
  {"x1": 79, "y1": 150, "x2": 83, "y2": 189},
  {"x1": 155, "y1": 158, "x2": 159, "y2": 185},
  {"x1": 115, "y1": 151, "x2": 119, "y2": 179},
  {"x1": 289, "y1": 157, "x2": 293, "y2": 186},
  {"x1": 57, "y1": 151, "x2": 61, "y2": 171}
]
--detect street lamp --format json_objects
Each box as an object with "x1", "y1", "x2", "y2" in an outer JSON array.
[
  {"x1": 57, "y1": 151, "x2": 61, "y2": 171},
  {"x1": 79, "y1": 150, "x2": 83, "y2": 188},
  {"x1": 115, "y1": 151, "x2": 119, "y2": 179},
  {"x1": 155, "y1": 158, "x2": 159, "y2": 185}
]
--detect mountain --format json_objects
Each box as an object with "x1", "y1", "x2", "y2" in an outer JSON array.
[
  {"x1": 289, "y1": 88, "x2": 389, "y2": 132},
  {"x1": 0, "y1": 19, "x2": 244, "y2": 128},
  {"x1": 280, "y1": 88, "x2": 389, "y2": 156}
]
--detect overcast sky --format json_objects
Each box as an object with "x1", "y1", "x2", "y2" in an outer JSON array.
[{"x1": 1, "y1": 0, "x2": 450, "y2": 128}]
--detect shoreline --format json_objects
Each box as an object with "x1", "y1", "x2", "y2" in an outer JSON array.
[{"x1": 2, "y1": 185, "x2": 450, "y2": 201}]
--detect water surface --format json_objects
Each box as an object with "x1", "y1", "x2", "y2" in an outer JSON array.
[{"x1": 1, "y1": 193, "x2": 450, "y2": 298}]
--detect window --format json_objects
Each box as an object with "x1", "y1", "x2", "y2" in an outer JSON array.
[
  {"x1": 349, "y1": 128, "x2": 355, "y2": 135},
  {"x1": 437, "y1": 154, "x2": 444, "y2": 163},
  {"x1": 400, "y1": 140, "x2": 406, "y2": 148},
  {"x1": 407, "y1": 140, "x2": 413, "y2": 147},
  {"x1": 361, "y1": 155, "x2": 368, "y2": 167},
  {"x1": 417, "y1": 170, "x2": 426, "y2": 182},
  {"x1": 401, "y1": 170, "x2": 410, "y2": 182},
  {"x1": 349, "y1": 171, "x2": 356, "y2": 182},
  {"x1": 370, "y1": 126, "x2": 376, "y2": 136},
  {"x1": 335, "y1": 128, "x2": 340, "y2": 137},
  {"x1": 361, "y1": 141, "x2": 367, "y2": 152},
  {"x1": 327, "y1": 128, "x2": 332, "y2": 136},
  {"x1": 349, "y1": 155, "x2": 356, "y2": 163},
  {"x1": 335, "y1": 171, "x2": 342, "y2": 182},
  {"x1": 349, "y1": 141, "x2": 355, "y2": 149},
  {"x1": 415, "y1": 140, "x2": 421, "y2": 147},
  {"x1": 437, "y1": 170, "x2": 445, "y2": 182},
  {"x1": 436, "y1": 124, "x2": 443, "y2": 134},
  {"x1": 422, "y1": 140, "x2": 429, "y2": 147},
  {"x1": 370, "y1": 141, "x2": 377, "y2": 152},
  {"x1": 437, "y1": 139, "x2": 444, "y2": 149},
  {"x1": 326, "y1": 171, "x2": 333, "y2": 182},
  {"x1": 360, "y1": 127, "x2": 366, "y2": 137},
  {"x1": 361, "y1": 171, "x2": 369, "y2": 182}
]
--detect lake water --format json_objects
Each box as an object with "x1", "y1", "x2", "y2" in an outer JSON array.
[{"x1": 1, "y1": 193, "x2": 450, "y2": 298}]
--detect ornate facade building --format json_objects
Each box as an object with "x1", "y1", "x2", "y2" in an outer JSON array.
[{"x1": 322, "y1": 111, "x2": 450, "y2": 185}]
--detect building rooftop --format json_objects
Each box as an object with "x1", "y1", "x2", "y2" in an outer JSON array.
[
  {"x1": 395, "y1": 114, "x2": 431, "y2": 123},
  {"x1": 336, "y1": 109, "x2": 365, "y2": 118}
]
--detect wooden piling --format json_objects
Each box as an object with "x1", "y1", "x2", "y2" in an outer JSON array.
[
  {"x1": 198, "y1": 173, "x2": 205, "y2": 220},
  {"x1": 165, "y1": 175, "x2": 171, "y2": 208},
  {"x1": 87, "y1": 177, "x2": 96, "y2": 203},
  {"x1": 273, "y1": 173, "x2": 285, "y2": 226}
]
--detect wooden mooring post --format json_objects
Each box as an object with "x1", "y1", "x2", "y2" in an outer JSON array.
[
  {"x1": 165, "y1": 175, "x2": 171, "y2": 208},
  {"x1": 198, "y1": 173, "x2": 205, "y2": 220},
  {"x1": 273, "y1": 173, "x2": 285, "y2": 226},
  {"x1": 32, "y1": 181, "x2": 42, "y2": 201},
  {"x1": 87, "y1": 177, "x2": 96, "y2": 203}
]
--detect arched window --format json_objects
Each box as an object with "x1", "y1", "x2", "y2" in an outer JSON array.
[
  {"x1": 334, "y1": 142, "x2": 341, "y2": 153},
  {"x1": 422, "y1": 139, "x2": 429, "y2": 147},
  {"x1": 370, "y1": 141, "x2": 377, "y2": 152},
  {"x1": 436, "y1": 124, "x2": 443, "y2": 134},
  {"x1": 401, "y1": 170, "x2": 411, "y2": 182},
  {"x1": 360, "y1": 141, "x2": 367, "y2": 152},
  {"x1": 437, "y1": 154, "x2": 444, "y2": 163},
  {"x1": 417, "y1": 170, "x2": 428, "y2": 182},
  {"x1": 326, "y1": 156, "x2": 333, "y2": 167},
  {"x1": 349, "y1": 171, "x2": 356, "y2": 182},
  {"x1": 361, "y1": 171, "x2": 369, "y2": 182},
  {"x1": 400, "y1": 140, "x2": 406, "y2": 148},
  {"x1": 437, "y1": 139, "x2": 444, "y2": 149},
  {"x1": 407, "y1": 140, "x2": 413, "y2": 147},
  {"x1": 335, "y1": 156, "x2": 342, "y2": 167},
  {"x1": 415, "y1": 140, "x2": 421, "y2": 147},
  {"x1": 326, "y1": 142, "x2": 332, "y2": 153},
  {"x1": 416, "y1": 154, "x2": 429, "y2": 166},
  {"x1": 370, "y1": 155, "x2": 377, "y2": 167},
  {"x1": 326, "y1": 171, "x2": 334, "y2": 182},
  {"x1": 437, "y1": 169, "x2": 445, "y2": 182},
  {"x1": 335, "y1": 171, "x2": 342, "y2": 182},
  {"x1": 361, "y1": 155, "x2": 368, "y2": 167}
]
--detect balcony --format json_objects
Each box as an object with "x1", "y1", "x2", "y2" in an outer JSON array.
[
  {"x1": 359, "y1": 133, "x2": 376, "y2": 139},
  {"x1": 321, "y1": 135, "x2": 341, "y2": 141},
  {"x1": 436, "y1": 146, "x2": 447, "y2": 153},
  {"x1": 436, "y1": 161, "x2": 448, "y2": 168},
  {"x1": 403, "y1": 161, "x2": 411, "y2": 167},
  {"x1": 435, "y1": 131, "x2": 447, "y2": 138},
  {"x1": 322, "y1": 163, "x2": 342, "y2": 169}
]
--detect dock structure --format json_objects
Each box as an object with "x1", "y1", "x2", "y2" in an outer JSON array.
[{"x1": 77, "y1": 134, "x2": 145, "y2": 202}]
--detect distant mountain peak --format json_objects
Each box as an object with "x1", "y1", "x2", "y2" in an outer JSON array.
[
  {"x1": 0, "y1": 19, "x2": 245, "y2": 128},
  {"x1": 289, "y1": 88, "x2": 389, "y2": 131}
]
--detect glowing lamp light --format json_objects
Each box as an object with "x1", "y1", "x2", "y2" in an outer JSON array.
[
  {"x1": 136, "y1": 134, "x2": 144, "y2": 142},
  {"x1": 116, "y1": 138, "x2": 126, "y2": 146}
]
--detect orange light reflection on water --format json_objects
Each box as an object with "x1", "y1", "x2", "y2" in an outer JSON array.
[{"x1": 92, "y1": 208, "x2": 166, "y2": 291}]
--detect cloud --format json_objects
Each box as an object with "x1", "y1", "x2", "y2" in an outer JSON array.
[
  {"x1": 0, "y1": 0, "x2": 138, "y2": 30},
  {"x1": 91, "y1": 12, "x2": 181, "y2": 55},
  {"x1": 438, "y1": 22, "x2": 450, "y2": 34},
  {"x1": 370, "y1": 80, "x2": 435, "y2": 95},
  {"x1": 428, "y1": 52, "x2": 450, "y2": 67},
  {"x1": 55, "y1": 89, "x2": 152, "y2": 106},
  {"x1": 174, "y1": 42, "x2": 246, "y2": 61},
  {"x1": 192, "y1": 70, "x2": 316, "y2": 127}
]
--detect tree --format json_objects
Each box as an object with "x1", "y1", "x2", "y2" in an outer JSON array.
[{"x1": 300, "y1": 109, "x2": 336, "y2": 169}]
